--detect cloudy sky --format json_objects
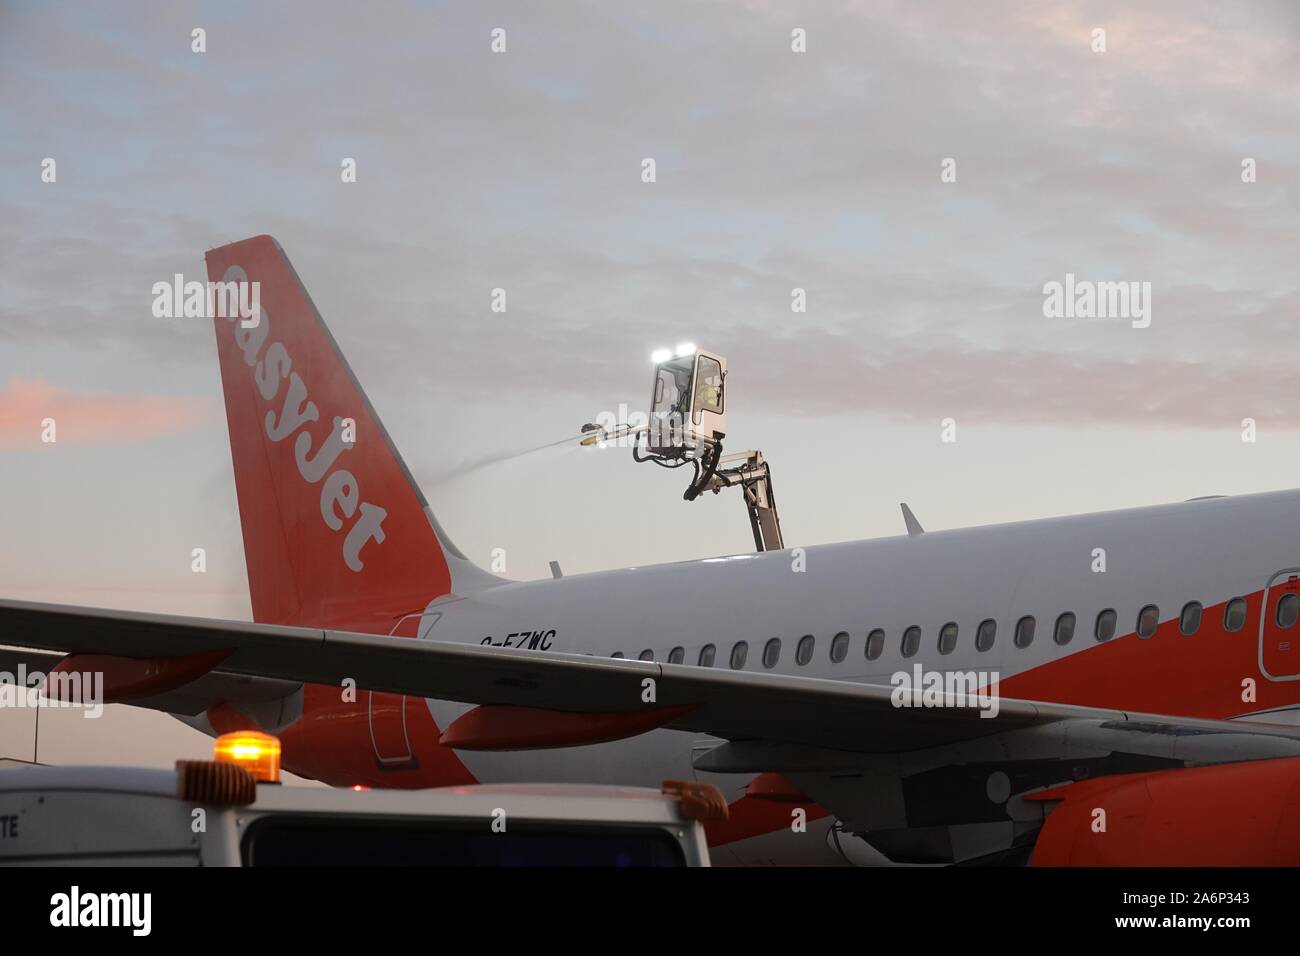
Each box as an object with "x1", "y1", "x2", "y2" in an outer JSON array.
[{"x1": 2, "y1": 0, "x2": 1299, "y2": 768}]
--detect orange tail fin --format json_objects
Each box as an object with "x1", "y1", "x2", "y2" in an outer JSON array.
[{"x1": 204, "y1": 235, "x2": 494, "y2": 633}]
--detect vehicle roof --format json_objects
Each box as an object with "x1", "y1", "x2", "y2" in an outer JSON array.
[
  {"x1": 246, "y1": 781, "x2": 691, "y2": 825},
  {"x1": 0, "y1": 765, "x2": 177, "y2": 797},
  {"x1": 0, "y1": 766, "x2": 693, "y2": 826}
]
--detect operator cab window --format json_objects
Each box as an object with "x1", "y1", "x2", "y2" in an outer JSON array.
[
  {"x1": 693, "y1": 355, "x2": 724, "y2": 424},
  {"x1": 651, "y1": 358, "x2": 693, "y2": 420}
]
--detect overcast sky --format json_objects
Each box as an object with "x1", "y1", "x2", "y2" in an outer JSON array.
[{"x1": 3, "y1": 0, "x2": 1299, "y2": 769}]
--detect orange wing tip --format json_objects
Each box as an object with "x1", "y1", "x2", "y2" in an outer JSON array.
[
  {"x1": 662, "y1": 780, "x2": 729, "y2": 822},
  {"x1": 175, "y1": 759, "x2": 257, "y2": 806}
]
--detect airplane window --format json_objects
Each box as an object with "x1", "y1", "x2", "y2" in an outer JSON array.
[
  {"x1": 698, "y1": 644, "x2": 716, "y2": 667},
  {"x1": 611, "y1": 652, "x2": 626, "y2": 659},
  {"x1": 1179, "y1": 602, "x2": 1202, "y2": 636},
  {"x1": 866, "y1": 629, "x2": 886, "y2": 661},
  {"x1": 762, "y1": 638, "x2": 782, "y2": 669},
  {"x1": 668, "y1": 646, "x2": 685, "y2": 664},
  {"x1": 1014, "y1": 616, "x2": 1035, "y2": 648},
  {"x1": 796, "y1": 635, "x2": 815, "y2": 666},
  {"x1": 975, "y1": 619, "x2": 996, "y2": 652},
  {"x1": 1053, "y1": 612, "x2": 1075, "y2": 646},
  {"x1": 1095, "y1": 609, "x2": 1117, "y2": 642},
  {"x1": 938, "y1": 622, "x2": 958, "y2": 655},
  {"x1": 1277, "y1": 594, "x2": 1299, "y2": 629},
  {"x1": 729, "y1": 641, "x2": 748, "y2": 670},
  {"x1": 901, "y1": 626, "x2": 921, "y2": 658},
  {"x1": 1137, "y1": 604, "x2": 1159, "y2": 639},
  {"x1": 830, "y1": 631, "x2": 850, "y2": 663},
  {"x1": 1224, "y1": 598, "x2": 1247, "y2": 632},
  {"x1": 638, "y1": 649, "x2": 654, "y2": 662}
]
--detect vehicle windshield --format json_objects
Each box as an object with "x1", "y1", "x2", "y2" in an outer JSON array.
[{"x1": 650, "y1": 356, "x2": 695, "y2": 421}]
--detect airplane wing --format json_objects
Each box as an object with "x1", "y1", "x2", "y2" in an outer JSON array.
[
  {"x1": 4, "y1": 598, "x2": 1299, "y2": 759},
  {"x1": 14, "y1": 597, "x2": 1300, "y2": 865},
  {"x1": 0, "y1": 644, "x2": 301, "y2": 717}
]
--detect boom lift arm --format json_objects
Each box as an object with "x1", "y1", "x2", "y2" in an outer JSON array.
[{"x1": 699, "y1": 450, "x2": 783, "y2": 552}]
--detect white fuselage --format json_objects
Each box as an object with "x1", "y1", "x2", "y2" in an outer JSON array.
[{"x1": 406, "y1": 488, "x2": 1300, "y2": 863}]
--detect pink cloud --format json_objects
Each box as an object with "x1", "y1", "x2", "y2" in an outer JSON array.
[{"x1": 0, "y1": 377, "x2": 207, "y2": 448}]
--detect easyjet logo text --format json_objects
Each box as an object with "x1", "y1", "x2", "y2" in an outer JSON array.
[{"x1": 220, "y1": 264, "x2": 386, "y2": 573}]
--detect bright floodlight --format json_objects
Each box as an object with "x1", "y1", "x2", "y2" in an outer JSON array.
[
  {"x1": 651, "y1": 347, "x2": 673, "y2": 364},
  {"x1": 675, "y1": 342, "x2": 696, "y2": 358}
]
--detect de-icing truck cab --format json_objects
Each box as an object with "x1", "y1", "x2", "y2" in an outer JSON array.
[
  {"x1": 579, "y1": 345, "x2": 785, "y2": 553},
  {"x1": 0, "y1": 732, "x2": 719, "y2": 866}
]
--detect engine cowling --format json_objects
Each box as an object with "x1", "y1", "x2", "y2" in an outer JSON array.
[{"x1": 1029, "y1": 756, "x2": 1300, "y2": 866}]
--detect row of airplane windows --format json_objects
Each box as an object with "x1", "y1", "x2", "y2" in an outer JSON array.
[{"x1": 610, "y1": 594, "x2": 1285, "y2": 670}]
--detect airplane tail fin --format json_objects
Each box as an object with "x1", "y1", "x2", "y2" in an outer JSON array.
[{"x1": 204, "y1": 235, "x2": 499, "y2": 633}]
